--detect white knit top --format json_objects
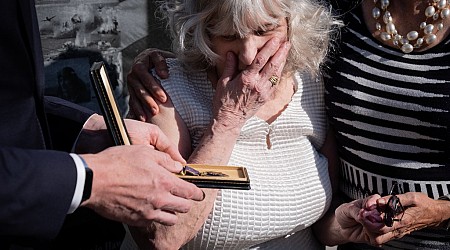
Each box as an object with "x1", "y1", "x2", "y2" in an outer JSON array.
[{"x1": 122, "y1": 58, "x2": 332, "y2": 250}]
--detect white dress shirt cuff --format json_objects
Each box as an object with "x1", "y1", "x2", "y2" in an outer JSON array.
[{"x1": 68, "y1": 153, "x2": 86, "y2": 214}]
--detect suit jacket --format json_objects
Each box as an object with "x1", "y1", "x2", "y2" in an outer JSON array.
[{"x1": 0, "y1": 0, "x2": 94, "y2": 246}]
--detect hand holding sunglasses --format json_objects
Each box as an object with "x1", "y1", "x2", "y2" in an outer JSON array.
[{"x1": 383, "y1": 181, "x2": 405, "y2": 227}]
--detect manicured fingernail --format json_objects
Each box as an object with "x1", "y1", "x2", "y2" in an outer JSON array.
[{"x1": 201, "y1": 191, "x2": 206, "y2": 201}]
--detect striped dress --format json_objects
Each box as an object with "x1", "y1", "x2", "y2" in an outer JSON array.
[
  {"x1": 157, "y1": 59, "x2": 331, "y2": 249},
  {"x1": 324, "y1": 3, "x2": 450, "y2": 249}
]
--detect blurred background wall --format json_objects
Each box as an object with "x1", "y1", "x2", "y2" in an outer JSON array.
[{"x1": 36, "y1": 0, "x2": 171, "y2": 116}]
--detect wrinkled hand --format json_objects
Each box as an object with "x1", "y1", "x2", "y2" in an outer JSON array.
[
  {"x1": 374, "y1": 192, "x2": 449, "y2": 242},
  {"x1": 335, "y1": 195, "x2": 386, "y2": 246},
  {"x1": 212, "y1": 38, "x2": 291, "y2": 131},
  {"x1": 127, "y1": 48, "x2": 174, "y2": 120},
  {"x1": 130, "y1": 189, "x2": 218, "y2": 250}
]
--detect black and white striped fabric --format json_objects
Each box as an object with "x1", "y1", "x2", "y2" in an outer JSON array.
[
  {"x1": 324, "y1": 3, "x2": 450, "y2": 249},
  {"x1": 325, "y1": 4, "x2": 450, "y2": 200}
]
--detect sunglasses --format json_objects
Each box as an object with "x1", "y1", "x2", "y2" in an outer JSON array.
[{"x1": 384, "y1": 181, "x2": 405, "y2": 227}]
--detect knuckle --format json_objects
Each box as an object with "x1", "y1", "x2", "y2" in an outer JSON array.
[
  {"x1": 253, "y1": 55, "x2": 267, "y2": 67},
  {"x1": 134, "y1": 62, "x2": 147, "y2": 72},
  {"x1": 240, "y1": 71, "x2": 255, "y2": 87},
  {"x1": 268, "y1": 61, "x2": 280, "y2": 72},
  {"x1": 143, "y1": 210, "x2": 157, "y2": 221}
]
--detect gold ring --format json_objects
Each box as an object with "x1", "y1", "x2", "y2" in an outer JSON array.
[{"x1": 269, "y1": 75, "x2": 279, "y2": 86}]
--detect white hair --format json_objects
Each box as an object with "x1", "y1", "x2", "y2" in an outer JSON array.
[{"x1": 158, "y1": 0, "x2": 340, "y2": 75}]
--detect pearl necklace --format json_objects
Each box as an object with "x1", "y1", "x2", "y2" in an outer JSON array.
[{"x1": 373, "y1": 0, "x2": 450, "y2": 53}]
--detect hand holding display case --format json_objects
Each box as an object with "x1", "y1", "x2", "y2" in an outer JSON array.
[{"x1": 89, "y1": 61, "x2": 250, "y2": 190}]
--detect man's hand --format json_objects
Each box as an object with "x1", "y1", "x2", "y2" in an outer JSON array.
[
  {"x1": 75, "y1": 114, "x2": 205, "y2": 226},
  {"x1": 80, "y1": 145, "x2": 204, "y2": 227}
]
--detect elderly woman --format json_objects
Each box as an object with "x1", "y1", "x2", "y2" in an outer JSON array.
[{"x1": 122, "y1": 0, "x2": 385, "y2": 249}]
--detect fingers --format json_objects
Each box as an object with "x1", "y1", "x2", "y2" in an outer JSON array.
[
  {"x1": 150, "y1": 50, "x2": 173, "y2": 80},
  {"x1": 145, "y1": 124, "x2": 186, "y2": 164},
  {"x1": 220, "y1": 52, "x2": 239, "y2": 85},
  {"x1": 259, "y1": 41, "x2": 291, "y2": 90},
  {"x1": 127, "y1": 49, "x2": 171, "y2": 119},
  {"x1": 143, "y1": 209, "x2": 179, "y2": 226},
  {"x1": 363, "y1": 194, "x2": 381, "y2": 210},
  {"x1": 246, "y1": 37, "x2": 282, "y2": 73},
  {"x1": 127, "y1": 71, "x2": 159, "y2": 119},
  {"x1": 169, "y1": 181, "x2": 206, "y2": 202}
]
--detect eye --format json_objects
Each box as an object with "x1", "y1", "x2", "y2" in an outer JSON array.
[
  {"x1": 254, "y1": 30, "x2": 267, "y2": 36},
  {"x1": 254, "y1": 24, "x2": 277, "y2": 36},
  {"x1": 221, "y1": 34, "x2": 238, "y2": 41}
]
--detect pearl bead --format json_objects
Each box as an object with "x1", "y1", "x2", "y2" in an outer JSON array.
[
  {"x1": 406, "y1": 31, "x2": 419, "y2": 40},
  {"x1": 381, "y1": 0, "x2": 389, "y2": 9},
  {"x1": 376, "y1": 22, "x2": 382, "y2": 30},
  {"x1": 424, "y1": 24, "x2": 435, "y2": 34},
  {"x1": 373, "y1": 7, "x2": 381, "y2": 19},
  {"x1": 416, "y1": 38, "x2": 424, "y2": 46},
  {"x1": 425, "y1": 34, "x2": 437, "y2": 44},
  {"x1": 425, "y1": 6, "x2": 436, "y2": 17},
  {"x1": 420, "y1": 22, "x2": 427, "y2": 29},
  {"x1": 373, "y1": 0, "x2": 449, "y2": 53},
  {"x1": 380, "y1": 32, "x2": 392, "y2": 41},
  {"x1": 441, "y1": 8, "x2": 450, "y2": 18},
  {"x1": 433, "y1": 13, "x2": 440, "y2": 20},
  {"x1": 386, "y1": 22, "x2": 396, "y2": 34},
  {"x1": 383, "y1": 11, "x2": 392, "y2": 24},
  {"x1": 401, "y1": 43, "x2": 414, "y2": 53}
]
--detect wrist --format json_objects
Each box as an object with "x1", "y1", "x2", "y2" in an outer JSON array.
[
  {"x1": 210, "y1": 118, "x2": 242, "y2": 136},
  {"x1": 79, "y1": 156, "x2": 93, "y2": 205},
  {"x1": 437, "y1": 195, "x2": 450, "y2": 230}
]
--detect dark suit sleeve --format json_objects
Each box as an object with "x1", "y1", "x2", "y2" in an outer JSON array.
[
  {"x1": 0, "y1": 147, "x2": 77, "y2": 243},
  {"x1": 0, "y1": 98, "x2": 94, "y2": 244},
  {"x1": 44, "y1": 96, "x2": 95, "y2": 152}
]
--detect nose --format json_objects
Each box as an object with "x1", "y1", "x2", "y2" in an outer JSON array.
[{"x1": 238, "y1": 35, "x2": 263, "y2": 68}]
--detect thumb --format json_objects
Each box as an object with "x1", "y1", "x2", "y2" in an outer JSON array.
[{"x1": 148, "y1": 124, "x2": 186, "y2": 164}]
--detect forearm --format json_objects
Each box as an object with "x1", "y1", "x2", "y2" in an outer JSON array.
[
  {"x1": 140, "y1": 110, "x2": 242, "y2": 248},
  {"x1": 188, "y1": 118, "x2": 241, "y2": 164},
  {"x1": 132, "y1": 188, "x2": 217, "y2": 250},
  {"x1": 312, "y1": 195, "x2": 348, "y2": 246},
  {"x1": 435, "y1": 197, "x2": 450, "y2": 229},
  {"x1": 159, "y1": 119, "x2": 241, "y2": 246}
]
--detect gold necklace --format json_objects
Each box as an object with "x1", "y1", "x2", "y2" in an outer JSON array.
[{"x1": 373, "y1": 0, "x2": 450, "y2": 53}]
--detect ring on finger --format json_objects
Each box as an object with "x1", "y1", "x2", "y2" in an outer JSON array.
[{"x1": 269, "y1": 75, "x2": 279, "y2": 87}]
